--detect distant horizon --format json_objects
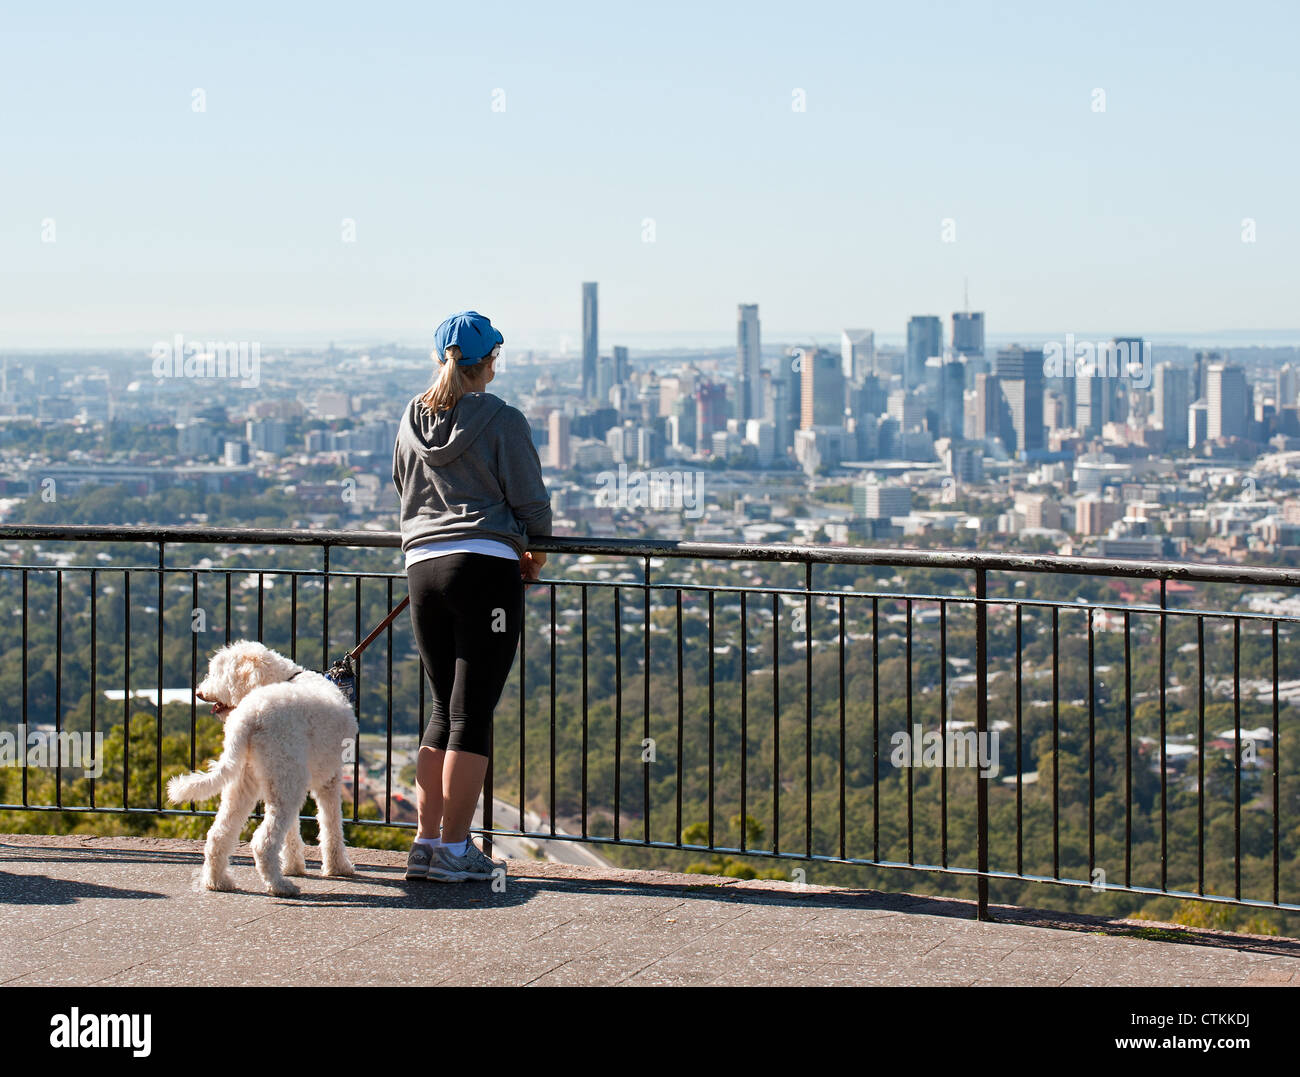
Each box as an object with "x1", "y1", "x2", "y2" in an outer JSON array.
[{"x1": 5, "y1": 326, "x2": 1300, "y2": 356}]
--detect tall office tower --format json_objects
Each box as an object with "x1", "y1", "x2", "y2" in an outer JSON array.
[
  {"x1": 963, "y1": 390, "x2": 979, "y2": 440},
  {"x1": 695, "y1": 382, "x2": 728, "y2": 450},
  {"x1": 595, "y1": 355, "x2": 613, "y2": 405},
  {"x1": 658, "y1": 376, "x2": 682, "y2": 418},
  {"x1": 780, "y1": 348, "x2": 800, "y2": 424},
  {"x1": 548, "y1": 410, "x2": 571, "y2": 469},
  {"x1": 905, "y1": 316, "x2": 943, "y2": 392},
  {"x1": 737, "y1": 304, "x2": 762, "y2": 421},
  {"x1": 1188, "y1": 400, "x2": 1209, "y2": 449},
  {"x1": 613, "y1": 345, "x2": 629, "y2": 387},
  {"x1": 938, "y1": 358, "x2": 966, "y2": 438},
  {"x1": 1207, "y1": 362, "x2": 1248, "y2": 441},
  {"x1": 1255, "y1": 386, "x2": 1273, "y2": 426},
  {"x1": 995, "y1": 346, "x2": 1045, "y2": 455},
  {"x1": 952, "y1": 311, "x2": 985, "y2": 359},
  {"x1": 1193, "y1": 350, "x2": 1221, "y2": 403},
  {"x1": 1075, "y1": 344, "x2": 1118, "y2": 436},
  {"x1": 968, "y1": 373, "x2": 1001, "y2": 440},
  {"x1": 800, "y1": 347, "x2": 845, "y2": 429},
  {"x1": 1278, "y1": 363, "x2": 1298, "y2": 409},
  {"x1": 582, "y1": 282, "x2": 599, "y2": 400},
  {"x1": 1110, "y1": 337, "x2": 1146, "y2": 424},
  {"x1": 744, "y1": 419, "x2": 776, "y2": 466},
  {"x1": 670, "y1": 396, "x2": 697, "y2": 450},
  {"x1": 1043, "y1": 389, "x2": 1068, "y2": 431},
  {"x1": 636, "y1": 426, "x2": 661, "y2": 467},
  {"x1": 1153, "y1": 362, "x2": 1190, "y2": 444},
  {"x1": 1076, "y1": 374, "x2": 1101, "y2": 435},
  {"x1": 924, "y1": 355, "x2": 944, "y2": 399},
  {"x1": 1042, "y1": 363, "x2": 1076, "y2": 430},
  {"x1": 605, "y1": 423, "x2": 632, "y2": 464},
  {"x1": 841, "y1": 329, "x2": 874, "y2": 384},
  {"x1": 756, "y1": 369, "x2": 773, "y2": 420},
  {"x1": 761, "y1": 375, "x2": 792, "y2": 455}
]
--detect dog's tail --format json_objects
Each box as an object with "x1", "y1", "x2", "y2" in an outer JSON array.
[{"x1": 166, "y1": 714, "x2": 257, "y2": 804}]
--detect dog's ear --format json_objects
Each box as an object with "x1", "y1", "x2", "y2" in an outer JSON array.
[{"x1": 233, "y1": 651, "x2": 268, "y2": 690}]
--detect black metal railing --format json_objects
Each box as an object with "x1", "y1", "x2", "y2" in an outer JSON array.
[{"x1": 1, "y1": 523, "x2": 1297, "y2": 920}]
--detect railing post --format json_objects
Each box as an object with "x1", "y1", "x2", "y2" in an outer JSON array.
[
  {"x1": 156, "y1": 541, "x2": 165, "y2": 811},
  {"x1": 321, "y1": 542, "x2": 330, "y2": 670},
  {"x1": 975, "y1": 567, "x2": 991, "y2": 921}
]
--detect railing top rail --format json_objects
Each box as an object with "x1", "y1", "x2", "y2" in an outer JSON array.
[{"x1": 2, "y1": 523, "x2": 1298, "y2": 588}]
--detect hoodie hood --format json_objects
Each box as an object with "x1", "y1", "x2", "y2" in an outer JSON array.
[{"x1": 401, "y1": 392, "x2": 507, "y2": 467}]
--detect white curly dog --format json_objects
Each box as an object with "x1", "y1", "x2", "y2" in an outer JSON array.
[{"x1": 167, "y1": 641, "x2": 358, "y2": 896}]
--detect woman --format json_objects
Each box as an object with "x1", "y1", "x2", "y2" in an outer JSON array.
[{"x1": 391, "y1": 310, "x2": 551, "y2": 881}]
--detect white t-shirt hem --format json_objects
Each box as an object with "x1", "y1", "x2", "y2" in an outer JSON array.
[{"x1": 404, "y1": 537, "x2": 519, "y2": 568}]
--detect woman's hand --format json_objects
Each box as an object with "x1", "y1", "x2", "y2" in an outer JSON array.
[{"x1": 521, "y1": 550, "x2": 546, "y2": 582}]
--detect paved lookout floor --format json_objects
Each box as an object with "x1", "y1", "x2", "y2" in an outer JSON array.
[{"x1": 1, "y1": 834, "x2": 1297, "y2": 987}]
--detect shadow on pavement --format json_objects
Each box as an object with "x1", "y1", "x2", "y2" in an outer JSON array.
[{"x1": 0, "y1": 871, "x2": 166, "y2": 905}]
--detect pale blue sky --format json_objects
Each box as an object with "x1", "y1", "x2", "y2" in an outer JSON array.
[{"x1": 2, "y1": 0, "x2": 1297, "y2": 349}]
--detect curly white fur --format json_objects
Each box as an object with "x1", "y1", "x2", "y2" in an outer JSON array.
[{"x1": 167, "y1": 641, "x2": 358, "y2": 896}]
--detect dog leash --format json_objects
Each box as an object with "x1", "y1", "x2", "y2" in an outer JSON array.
[
  {"x1": 351, "y1": 596, "x2": 411, "y2": 659},
  {"x1": 321, "y1": 595, "x2": 410, "y2": 706}
]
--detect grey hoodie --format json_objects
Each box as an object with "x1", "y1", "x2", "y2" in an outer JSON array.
[{"x1": 391, "y1": 392, "x2": 552, "y2": 557}]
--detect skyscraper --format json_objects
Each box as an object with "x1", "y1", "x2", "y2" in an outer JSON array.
[
  {"x1": 781, "y1": 345, "x2": 803, "y2": 427},
  {"x1": 906, "y1": 316, "x2": 943, "y2": 392},
  {"x1": 695, "y1": 382, "x2": 728, "y2": 450},
  {"x1": 937, "y1": 358, "x2": 966, "y2": 439},
  {"x1": 841, "y1": 329, "x2": 874, "y2": 384},
  {"x1": 1207, "y1": 362, "x2": 1248, "y2": 441},
  {"x1": 1153, "y1": 362, "x2": 1189, "y2": 445},
  {"x1": 1110, "y1": 336, "x2": 1145, "y2": 424},
  {"x1": 595, "y1": 356, "x2": 613, "y2": 406},
  {"x1": 737, "y1": 304, "x2": 762, "y2": 421},
  {"x1": 1075, "y1": 345, "x2": 1120, "y2": 436},
  {"x1": 995, "y1": 345, "x2": 1044, "y2": 455},
  {"x1": 952, "y1": 312, "x2": 984, "y2": 359},
  {"x1": 548, "y1": 409, "x2": 571, "y2": 469},
  {"x1": 800, "y1": 347, "x2": 845, "y2": 429},
  {"x1": 1188, "y1": 400, "x2": 1209, "y2": 449},
  {"x1": 1278, "y1": 363, "x2": 1298, "y2": 409},
  {"x1": 765, "y1": 375, "x2": 792, "y2": 456},
  {"x1": 1192, "y1": 350, "x2": 1221, "y2": 403},
  {"x1": 582, "y1": 282, "x2": 599, "y2": 401},
  {"x1": 968, "y1": 372, "x2": 1003, "y2": 442}
]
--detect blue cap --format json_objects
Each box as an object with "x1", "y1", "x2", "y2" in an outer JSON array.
[{"x1": 434, "y1": 311, "x2": 504, "y2": 366}]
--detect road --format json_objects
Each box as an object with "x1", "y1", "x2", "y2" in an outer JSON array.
[{"x1": 475, "y1": 797, "x2": 613, "y2": 867}]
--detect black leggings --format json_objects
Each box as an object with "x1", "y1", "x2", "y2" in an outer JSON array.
[{"x1": 407, "y1": 553, "x2": 524, "y2": 757}]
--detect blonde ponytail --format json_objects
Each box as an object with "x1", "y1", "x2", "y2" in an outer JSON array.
[{"x1": 420, "y1": 344, "x2": 498, "y2": 412}]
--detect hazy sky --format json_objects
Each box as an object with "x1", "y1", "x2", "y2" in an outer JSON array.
[{"x1": 2, "y1": 1, "x2": 1297, "y2": 349}]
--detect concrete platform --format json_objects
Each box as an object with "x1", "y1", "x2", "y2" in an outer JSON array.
[{"x1": 2, "y1": 833, "x2": 1297, "y2": 987}]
